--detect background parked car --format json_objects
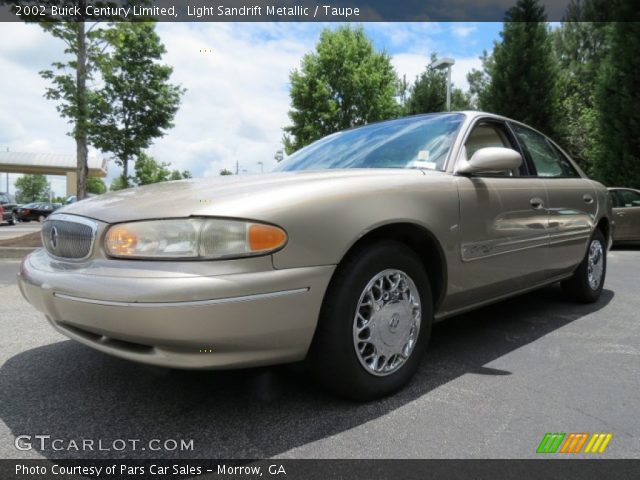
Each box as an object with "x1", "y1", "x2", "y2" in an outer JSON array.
[
  {"x1": 14, "y1": 202, "x2": 60, "y2": 222},
  {"x1": 0, "y1": 192, "x2": 18, "y2": 225},
  {"x1": 609, "y1": 188, "x2": 640, "y2": 242}
]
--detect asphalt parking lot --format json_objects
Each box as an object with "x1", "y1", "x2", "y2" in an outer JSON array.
[{"x1": 0, "y1": 247, "x2": 638, "y2": 460}]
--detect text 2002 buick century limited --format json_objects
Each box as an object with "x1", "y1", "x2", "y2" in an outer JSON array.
[{"x1": 19, "y1": 112, "x2": 612, "y2": 400}]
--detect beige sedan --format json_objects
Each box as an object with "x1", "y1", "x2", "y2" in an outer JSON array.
[{"x1": 18, "y1": 112, "x2": 612, "y2": 400}]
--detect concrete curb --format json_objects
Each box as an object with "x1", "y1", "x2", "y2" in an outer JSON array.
[{"x1": 0, "y1": 247, "x2": 37, "y2": 259}]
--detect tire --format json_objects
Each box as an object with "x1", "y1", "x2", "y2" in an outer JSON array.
[
  {"x1": 561, "y1": 229, "x2": 606, "y2": 303},
  {"x1": 9, "y1": 213, "x2": 17, "y2": 225},
  {"x1": 38, "y1": 215, "x2": 45, "y2": 223},
  {"x1": 308, "y1": 241, "x2": 432, "y2": 401}
]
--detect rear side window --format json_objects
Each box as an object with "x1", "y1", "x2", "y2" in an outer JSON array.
[
  {"x1": 619, "y1": 189, "x2": 640, "y2": 207},
  {"x1": 510, "y1": 123, "x2": 579, "y2": 178}
]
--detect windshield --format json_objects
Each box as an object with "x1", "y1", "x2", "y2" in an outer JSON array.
[{"x1": 275, "y1": 113, "x2": 464, "y2": 172}]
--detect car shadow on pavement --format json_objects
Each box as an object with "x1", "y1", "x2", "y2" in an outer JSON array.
[{"x1": 0, "y1": 285, "x2": 613, "y2": 459}]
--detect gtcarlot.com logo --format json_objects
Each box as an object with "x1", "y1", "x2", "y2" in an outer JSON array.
[
  {"x1": 15, "y1": 435, "x2": 194, "y2": 452},
  {"x1": 537, "y1": 432, "x2": 613, "y2": 454}
]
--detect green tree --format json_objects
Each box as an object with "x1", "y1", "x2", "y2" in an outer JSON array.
[
  {"x1": 219, "y1": 168, "x2": 234, "y2": 176},
  {"x1": 593, "y1": 5, "x2": 640, "y2": 187},
  {"x1": 10, "y1": 1, "x2": 111, "y2": 200},
  {"x1": 552, "y1": 1, "x2": 611, "y2": 174},
  {"x1": 134, "y1": 153, "x2": 191, "y2": 186},
  {"x1": 109, "y1": 176, "x2": 129, "y2": 191},
  {"x1": 406, "y1": 54, "x2": 472, "y2": 114},
  {"x1": 170, "y1": 170, "x2": 192, "y2": 180},
  {"x1": 472, "y1": 0, "x2": 558, "y2": 136},
  {"x1": 283, "y1": 26, "x2": 400, "y2": 154},
  {"x1": 467, "y1": 50, "x2": 493, "y2": 109},
  {"x1": 134, "y1": 152, "x2": 171, "y2": 185},
  {"x1": 90, "y1": 22, "x2": 184, "y2": 187},
  {"x1": 14, "y1": 174, "x2": 50, "y2": 203},
  {"x1": 86, "y1": 176, "x2": 107, "y2": 195}
]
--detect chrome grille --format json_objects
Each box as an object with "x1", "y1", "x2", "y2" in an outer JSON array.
[{"x1": 42, "y1": 215, "x2": 97, "y2": 259}]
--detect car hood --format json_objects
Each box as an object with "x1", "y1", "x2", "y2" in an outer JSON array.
[{"x1": 57, "y1": 169, "x2": 430, "y2": 224}]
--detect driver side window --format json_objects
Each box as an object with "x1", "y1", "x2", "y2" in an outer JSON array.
[{"x1": 463, "y1": 122, "x2": 520, "y2": 176}]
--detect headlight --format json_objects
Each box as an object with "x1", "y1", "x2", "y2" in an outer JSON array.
[{"x1": 104, "y1": 218, "x2": 287, "y2": 259}]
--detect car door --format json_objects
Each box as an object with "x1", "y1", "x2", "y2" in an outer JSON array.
[
  {"x1": 454, "y1": 119, "x2": 550, "y2": 306},
  {"x1": 612, "y1": 189, "x2": 640, "y2": 241},
  {"x1": 509, "y1": 122, "x2": 597, "y2": 275}
]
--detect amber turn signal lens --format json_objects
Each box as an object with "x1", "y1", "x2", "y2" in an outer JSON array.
[
  {"x1": 105, "y1": 226, "x2": 139, "y2": 256},
  {"x1": 248, "y1": 224, "x2": 287, "y2": 252}
]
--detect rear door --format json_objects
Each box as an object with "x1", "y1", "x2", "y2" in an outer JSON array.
[
  {"x1": 509, "y1": 122, "x2": 597, "y2": 275},
  {"x1": 612, "y1": 189, "x2": 640, "y2": 241}
]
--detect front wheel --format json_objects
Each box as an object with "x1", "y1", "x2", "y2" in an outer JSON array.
[
  {"x1": 561, "y1": 229, "x2": 607, "y2": 303},
  {"x1": 308, "y1": 241, "x2": 432, "y2": 400}
]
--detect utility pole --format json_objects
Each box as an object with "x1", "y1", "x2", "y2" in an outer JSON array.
[{"x1": 235, "y1": 160, "x2": 239, "y2": 175}]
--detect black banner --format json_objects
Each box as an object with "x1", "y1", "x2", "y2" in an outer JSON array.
[
  {"x1": 0, "y1": 0, "x2": 627, "y2": 23},
  {"x1": 3, "y1": 459, "x2": 640, "y2": 480}
]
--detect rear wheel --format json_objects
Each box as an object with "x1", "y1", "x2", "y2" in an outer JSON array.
[
  {"x1": 562, "y1": 229, "x2": 606, "y2": 303},
  {"x1": 308, "y1": 241, "x2": 432, "y2": 400}
]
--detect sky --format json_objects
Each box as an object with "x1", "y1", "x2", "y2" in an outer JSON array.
[{"x1": 0, "y1": 22, "x2": 503, "y2": 197}]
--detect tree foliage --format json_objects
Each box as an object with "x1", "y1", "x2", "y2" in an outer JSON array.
[
  {"x1": 593, "y1": 4, "x2": 640, "y2": 187},
  {"x1": 283, "y1": 26, "x2": 400, "y2": 154},
  {"x1": 90, "y1": 22, "x2": 184, "y2": 187},
  {"x1": 470, "y1": 0, "x2": 558, "y2": 136},
  {"x1": 109, "y1": 153, "x2": 191, "y2": 191},
  {"x1": 86, "y1": 177, "x2": 107, "y2": 195},
  {"x1": 15, "y1": 174, "x2": 50, "y2": 203},
  {"x1": 406, "y1": 54, "x2": 472, "y2": 114},
  {"x1": 219, "y1": 168, "x2": 234, "y2": 176},
  {"x1": 34, "y1": 9, "x2": 106, "y2": 200},
  {"x1": 134, "y1": 152, "x2": 190, "y2": 186},
  {"x1": 552, "y1": 1, "x2": 611, "y2": 174}
]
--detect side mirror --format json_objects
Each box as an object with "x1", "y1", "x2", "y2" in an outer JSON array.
[{"x1": 456, "y1": 147, "x2": 522, "y2": 175}]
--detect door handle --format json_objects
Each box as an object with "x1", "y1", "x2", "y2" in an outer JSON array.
[
  {"x1": 530, "y1": 197, "x2": 544, "y2": 209},
  {"x1": 583, "y1": 194, "x2": 594, "y2": 204},
  {"x1": 617, "y1": 212, "x2": 625, "y2": 217}
]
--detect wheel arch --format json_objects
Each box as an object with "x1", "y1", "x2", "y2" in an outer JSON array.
[
  {"x1": 334, "y1": 222, "x2": 448, "y2": 311},
  {"x1": 596, "y1": 216, "x2": 611, "y2": 246}
]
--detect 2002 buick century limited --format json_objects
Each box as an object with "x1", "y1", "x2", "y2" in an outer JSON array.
[{"x1": 19, "y1": 112, "x2": 612, "y2": 400}]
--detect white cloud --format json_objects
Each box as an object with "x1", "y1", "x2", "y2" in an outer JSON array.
[
  {"x1": 147, "y1": 22, "x2": 316, "y2": 178},
  {"x1": 451, "y1": 25, "x2": 477, "y2": 39}
]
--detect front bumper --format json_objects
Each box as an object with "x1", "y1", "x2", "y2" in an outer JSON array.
[{"x1": 19, "y1": 249, "x2": 334, "y2": 369}]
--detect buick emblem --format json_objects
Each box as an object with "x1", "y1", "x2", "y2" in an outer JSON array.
[
  {"x1": 389, "y1": 313, "x2": 400, "y2": 332},
  {"x1": 49, "y1": 226, "x2": 58, "y2": 249}
]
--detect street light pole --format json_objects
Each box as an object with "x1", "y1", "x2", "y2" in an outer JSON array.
[
  {"x1": 430, "y1": 57, "x2": 455, "y2": 112},
  {"x1": 446, "y1": 63, "x2": 452, "y2": 112}
]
